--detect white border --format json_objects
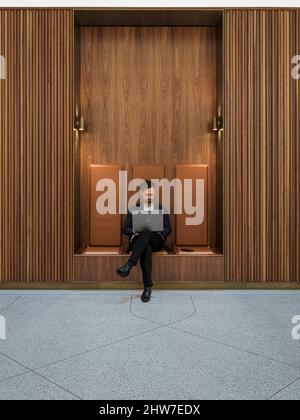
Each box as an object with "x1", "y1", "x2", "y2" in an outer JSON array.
[{"x1": 0, "y1": 1, "x2": 299, "y2": 9}]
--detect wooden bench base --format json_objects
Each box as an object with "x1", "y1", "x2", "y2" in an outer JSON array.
[{"x1": 74, "y1": 252, "x2": 224, "y2": 283}]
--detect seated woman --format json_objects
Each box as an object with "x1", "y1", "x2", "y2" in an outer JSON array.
[{"x1": 116, "y1": 180, "x2": 171, "y2": 302}]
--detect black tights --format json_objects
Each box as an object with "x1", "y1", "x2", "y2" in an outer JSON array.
[{"x1": 129, "y1": 229, "x2": 164, "y2": 287}]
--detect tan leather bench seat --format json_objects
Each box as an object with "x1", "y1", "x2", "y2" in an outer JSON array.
[
  {"x1": 81, "y1": 246, "x2": 172, "y2": 256},
  {"x1": 175, "y1": 246, "x2": 216, "y2": 255},
  {"x1": 82, "y1": 246, "x2": 122, "y2": 255}
]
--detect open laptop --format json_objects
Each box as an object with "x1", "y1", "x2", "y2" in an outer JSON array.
[{"x1": 132, "y1": 211, "x2": 163, "y2": 233}]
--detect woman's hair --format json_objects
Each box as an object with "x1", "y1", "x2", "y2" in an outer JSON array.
[
  {"x1": 140, "y1": 179, "x2": 154, "y2": 192},
  {"x1": 136, "y1": 179, "x2": 155, "y2": 207}
]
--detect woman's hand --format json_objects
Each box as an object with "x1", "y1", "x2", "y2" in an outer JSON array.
[{"x1": 130, "y1": 232, "x2": 140, "y2": 243}]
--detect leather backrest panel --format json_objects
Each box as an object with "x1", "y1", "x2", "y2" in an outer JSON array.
[
  {"x1": 90, "y1": 164, "x2": 122, "y2": 246},
  {"x1": 175, "y1": 165, "x2": 208, "y2": 246}
]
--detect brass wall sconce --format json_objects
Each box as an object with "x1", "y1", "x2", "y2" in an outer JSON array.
[
  {"x1": 73, "y1": 105, "x2": 85, "y2": 148},
  {"x1": 213, "y1": 105, "x2": 224, "y2": 133},
  {"x1": 213, "y1": 115, "x2": 223, "y2": 132},
  {"x1": 74, "y1": 104, "x2": 85, "y2": 137},
  {"x1": 74, "y1": 115, "x2": 85, "y2": 133}
]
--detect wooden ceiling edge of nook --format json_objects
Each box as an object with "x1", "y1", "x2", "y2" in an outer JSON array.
[{"x1": 74, "y1": 9, "x2": 223, "y2": 27}]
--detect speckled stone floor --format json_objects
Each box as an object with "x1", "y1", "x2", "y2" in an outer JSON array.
[{"x1": 0, "y1": 290, "x2": 299, "y2": 400}]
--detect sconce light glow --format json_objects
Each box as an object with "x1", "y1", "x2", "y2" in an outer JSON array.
[
  {"x1": 291, "y1": 55, "x2": 300, "y2": 80},
  {"x1": 213, "y1": 115, "x2": 223, "y2": 133},
  {"x1": 0, "y1": 55, "x2": 6, "y2": 80}
]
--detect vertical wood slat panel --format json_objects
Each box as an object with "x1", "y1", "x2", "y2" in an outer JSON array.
[
  {"x1": 0, "y1": 9, "x2": 74, "y2": 282},
  {"x1": 224, "y1": 9, "x2": 300, "y2": 282}
]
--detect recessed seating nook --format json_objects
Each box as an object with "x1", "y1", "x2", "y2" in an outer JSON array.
[{"x1": 73, "y1": 9, "x2": 224, "y2": 284}]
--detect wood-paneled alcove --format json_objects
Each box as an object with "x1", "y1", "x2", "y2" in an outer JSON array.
[{"x1": 73, "y1": 8, "x2": 224, "y2": 284}]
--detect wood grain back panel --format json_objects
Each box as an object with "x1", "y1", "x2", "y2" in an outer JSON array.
[
  {"x1": 78, "y1": 26, "x2": 218, "y2": 251},
  {"x1": 131, "y1": 164, "x2": 165, "y2": 184}
]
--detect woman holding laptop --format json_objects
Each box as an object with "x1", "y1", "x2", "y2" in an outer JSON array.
[{"x1": 116, "y1": 180, "x2": 171, "y2": 302}]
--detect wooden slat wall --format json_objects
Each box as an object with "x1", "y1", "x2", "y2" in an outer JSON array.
[
  {"x1": 0, "y1": 9, "x2": 74, "y2": 282},
  {"x1": 224, "y1": 10, "x2": 300, "y2": 282}
]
